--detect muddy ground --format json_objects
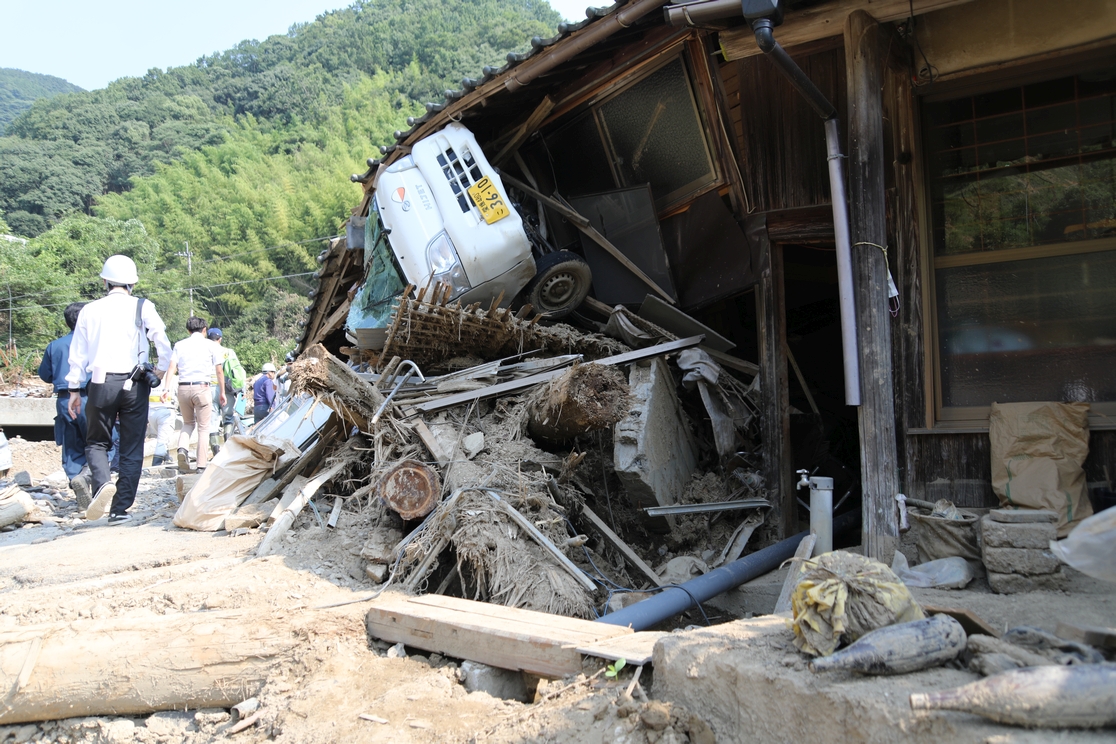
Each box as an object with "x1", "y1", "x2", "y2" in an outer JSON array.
[{"x1": 2, "y1": 438, "x2": 1113, "y2": 744}]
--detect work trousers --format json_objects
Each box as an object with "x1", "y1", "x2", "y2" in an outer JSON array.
[
  {"x1": 178, "y1": 383, "x2": 212, "y2": 469},
  {"x1": 212, "y1": 385, "x2": 236, "y2": 435},
  {"x1": 54, "y1": 394, "x2": 87, "y2": 479},
  {"x1": 86, "y1": 373, "x2": 149, "y2": 515},
  {"x1": 148, "y1": 406, "x2": 176, "y2": 457},
  {"x1": 253, "y1": 404, "x2": 271, "y2": 425}
]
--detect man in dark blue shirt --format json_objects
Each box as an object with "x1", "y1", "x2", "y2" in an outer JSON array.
[
  {"x1": 252, "y1": 363, "x2": 278, "y2": 423},
  {"x1": 38, "y1": 303, "x2": 90, "y2": 503}
]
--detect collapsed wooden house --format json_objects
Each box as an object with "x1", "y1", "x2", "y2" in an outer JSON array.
[{"x1": 297, "y1": 0, "x2": 1116, "y2": 561}]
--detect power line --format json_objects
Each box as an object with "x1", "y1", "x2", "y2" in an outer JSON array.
[
  {"x1": 0, "y1": 234, "x2": 338, "y2": 304},
  {"x1": 3, "y1": 271, "x2": 316, "y2": 315}
]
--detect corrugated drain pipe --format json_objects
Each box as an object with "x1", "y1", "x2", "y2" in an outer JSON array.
[
  {"x1": 665, "y1": 5, "x2": 861, "y2": 405},
  {"x1": 596, "y1": 510, "x2": 860, "y2": 630}
]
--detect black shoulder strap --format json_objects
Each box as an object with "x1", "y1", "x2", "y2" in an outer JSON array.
[{"x1": 134, "y1": 297, "x2": 148, "y2": 363}]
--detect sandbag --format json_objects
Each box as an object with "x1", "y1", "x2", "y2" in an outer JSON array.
[
  {"x1": 173, "y1": 435, "x2": 295, "y2": 531},
  {"x1": 909, "y1": 507, "x2": 980, "y2": 562},
  {"x1": 790, "y1": 551, "x2": 925, "y2": 657},
  {"x1": 989, "y1": 401, "x2": 1092, "y2": 537}
]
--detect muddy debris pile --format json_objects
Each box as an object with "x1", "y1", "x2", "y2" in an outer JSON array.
[{"x1": 173, "y1": 285, "x2": 768, "y2": 621}]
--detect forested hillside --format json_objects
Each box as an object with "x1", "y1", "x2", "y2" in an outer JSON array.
[
  {"x1": 0, "y1": 0, "x2": 560, "y2": 371},
  {"x1": 0, "y1": 68, "x2": 83, "y2": 134}
]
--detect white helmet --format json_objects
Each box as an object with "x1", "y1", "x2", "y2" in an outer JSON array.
[
  {"x1": 100, "y1": 255, "x2": 139, "y2": 285},
  {"x1": 262, "y1": 363, "x2": 277, "y2": 372}
]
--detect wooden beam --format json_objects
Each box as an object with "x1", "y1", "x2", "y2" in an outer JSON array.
[
  {"x1": 846, "y1": 10, "x2": 901, "y2": 563},
  {"x1": 719, "y1": 0, "x2": 977, "y2": 61},
  {"x1": 753, "y1": 217, "x2": 794, "y2": 539},
  {"x1": 411, "y1": 335, "x2": 704, "y2": 414},
  {"x1": 773, "y1": 533, "x2": 817, "y2": 616},
  {"x1": 581, "y1": 505, "x2": 664, "y2": 588},
  {"x1": 364, "y1": 593, "x2": 631, "y2": 678},
  {"x1": 491, "y1": 95, "x2": 554, "y2": 166},
  {"x1": 497, "y1": 172, "x2": 676, "y2": 304}
]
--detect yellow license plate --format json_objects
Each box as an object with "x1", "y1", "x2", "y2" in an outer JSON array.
[{"x1": 468, "y1": 176, "x2": 510, "y2": 225}]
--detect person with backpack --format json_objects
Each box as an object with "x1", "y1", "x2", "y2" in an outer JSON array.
[
  {"x1": 206, "y1": 328, "x2": 246, "y2": 451},
  {"x1": 65, "y1": 255, "x2": 172, "y2": 524}
]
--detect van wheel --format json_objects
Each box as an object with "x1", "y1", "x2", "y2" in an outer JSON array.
[{"x1": 524, "y1": 251, "x2": 591, "y2": 318}]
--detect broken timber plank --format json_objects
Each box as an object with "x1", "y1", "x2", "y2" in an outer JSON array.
[
  {"x1": 1055, "y1": 621, "x2": 1116, "y2": 650},
  {"x1": 581, "y1": 505, "x2": 663, "y2": 588},
  {"x1": 923, "y1": 605, "x2": 1000, "y2": 639},
  {"x1": 411, "y1": 335, "x2": 704, "y2": 414},
  {"x1": 258, "y1": 456, "x2": 351, "y2": 557},
  {"x1": 575, "y1": 631, "x2": 667, "y2": 666},
  {"x1": 492, "y1": 95, "x2": 554, "y2": 166},
  {"x1": 497, "y1": 172, "x2": 675, "y2": 304},
  {"x1": 365, "y1": 592, "x2": 631, "y2": 677},
  {"x1": 774, "y1": 533, "x2": 817, "y2": 617}
]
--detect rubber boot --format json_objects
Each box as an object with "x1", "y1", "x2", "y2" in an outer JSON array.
[{"x1": 209, "y1": 433, "x2": 221, "y2": 457}]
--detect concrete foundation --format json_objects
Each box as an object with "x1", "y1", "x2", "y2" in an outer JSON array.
[
  {"x1": 0, "y1": 397, "x2": 55, "y2": 428},
  {"x1": 613, "y1": 358, "x2": 697, "y2": 513},
  {"x1": 652, "y1": 615, "x2": 1110, "y2": 744}
]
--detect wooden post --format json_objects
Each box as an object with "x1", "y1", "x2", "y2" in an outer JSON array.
[
  {"x1": 751, "y1": 216, "x2": 794, "y2": 539},
  {"x1": 845, "y1": 9, "x2": 900, "y2": 562}
]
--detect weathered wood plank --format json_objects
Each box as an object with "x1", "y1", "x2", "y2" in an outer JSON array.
[
  {"x1": 365, "y1": 592, "x2": 630, "y2": 678},
  {"x1": 576, "y1": 631, "x2": 667, "y2": 665},
  {"x1": 752, "y1": 216, "x2": 794, "y2": 540},
  {"x1": 581, "y1": 505, "x2": 664, "y2": 588},
  {"x1": 774, "y1": 533, "x2": 817, "y2": 616},
  {"x1": 719, "y1": 0, "x2": 976, "y2": 61},
  {"x1": 846, "y1": 10, "x2": 900, "y2": 563}
]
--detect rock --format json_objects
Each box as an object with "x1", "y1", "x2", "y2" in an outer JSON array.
[
  {"x1": 989, "y1": 508, "x2": 1057, "y2": 524},
  {"x1": 462, "y1": 432, "x2": 485, "y2": 459},
  {"x1": 361, "y1": 528, "x2": 403, "y2": 564},
  {"x1": 687, "y1": 714, "x2": 716, "y2": 744},
  {"x1": 980, "y1": 515, "x2": 1057, "y2": 549},
  {"x1": 145, "y1": 711, "x2": 193, "y2": 737},
  {"x1": 640, "y1": 701, "x2": 672, "y2": 731},
  {"x1": 223, "y1": 502, "x2": 272, "y2": 530},
  {"x1": 11, "y1": 724, "x2": 38, "y2": 743},
  {"x1": 365, "y1": 563, "x2": 388, "y2": 583},
  {"x1": 12, "y1": 471, "x2": 32, "y2": 486},
  {"x1": 983, "y1": 547, "x2": 1061, "y2": 575},
  {"x1": 103, "y1": 719, "x2": 136, "y2": 744},
  {"x1": 459, "y1": 660, "x2": 531, "y2": 702},
  {"x1": 386, "y1": 642, "x2": 407, "y2": 658},
  {"x1": 657, "y1": 556, "x2": 708, "y2": 586},
  {"x1": 987, "y1": 568, "x2": 1066, "y2": 593},
  {"x1": 42, "y1": 469, "x2": 70, "y2": 490},
  {"x1": 607, "y1": 591, "x2": 653, "y2": 614}
]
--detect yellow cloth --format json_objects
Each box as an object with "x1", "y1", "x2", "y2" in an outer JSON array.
[{"x1": 789, "y1": 551, "x2": 924, "y2": 657}]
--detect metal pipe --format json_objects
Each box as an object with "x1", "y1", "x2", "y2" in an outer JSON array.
[
  {"x1": 596, "y1": 510, "x2": 860, "y2": 629},
  {"x1": 504, "y1": 0, "x2": 666, "y2": 93},
  {"x1": 664, "y1": 0, "x2": 740, "y2": 27},
  {"x1": 826, "y1": 117, "x2": 862, "y2": 405},
  {"x1": 809, "y1": 476, "x2": 834, "y2": 554}
]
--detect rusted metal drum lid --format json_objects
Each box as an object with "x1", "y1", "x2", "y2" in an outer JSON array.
[{"x1": 376, "y1": 459, "x2": 441, "y2": 520}]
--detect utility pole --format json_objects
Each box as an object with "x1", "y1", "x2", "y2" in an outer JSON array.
[{"x1": 176, "y1": 242, "x2": 193, "y2": 316}]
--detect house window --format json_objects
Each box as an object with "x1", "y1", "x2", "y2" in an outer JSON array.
[
  {"x1": 544, "y1": 56, "x2": 719, "y2": 210},
  {"x1": 924, "y1": 67, "x2": 1116, "y2": 423}
]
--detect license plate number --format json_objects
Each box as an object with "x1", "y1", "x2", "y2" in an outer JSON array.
[{"x1": 467, "y1": 177, "x2": 510, "y2": 224}]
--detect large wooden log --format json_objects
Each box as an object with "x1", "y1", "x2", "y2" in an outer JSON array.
[
  {"x1": 0, "y1": 610, "x2": 302, "y2": 725},
  {"x1": 291, "y1": 343, "x2": 385, "y2": 429},
  {"x1": 526, "y1": 363, "x2": 630, "y2": 444}
]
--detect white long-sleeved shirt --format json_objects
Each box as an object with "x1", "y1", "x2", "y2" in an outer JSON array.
[
  {"x1": 169, "y1": 333, "x2": 222, "y2": 384},
  {"x1": 66, "y1": 288, "x2": 172, "y2": 388}
]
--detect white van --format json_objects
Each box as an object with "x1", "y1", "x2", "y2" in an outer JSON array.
[{"x1": 372, "y1": 123, "x2": 590, "y2": 317}]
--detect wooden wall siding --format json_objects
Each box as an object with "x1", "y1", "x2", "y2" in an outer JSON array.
[
  {"x1": 905, "y1": 431, "x2": 1116, "y2": 508},
  {"x1": 731, "y1": 46, "x2": 847, "y2": 213}
]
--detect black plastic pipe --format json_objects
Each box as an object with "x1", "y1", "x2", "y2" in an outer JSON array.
[
  {"x1": 596, "y1": 510, "x2": 860, "y2": 630},
  {"x1": 750, "y1": 19, "x2": 836, "y2": 120}
]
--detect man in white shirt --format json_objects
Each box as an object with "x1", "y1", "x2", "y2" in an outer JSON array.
[
  {"x1": 66, "y1": 255, "x2": 172, "y2": 524},
  {"x1": 165, "y1": 317, "x2": 225, "y2": 473}
]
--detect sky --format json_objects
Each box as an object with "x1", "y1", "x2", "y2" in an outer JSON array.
[{"x1": 0, "y1": 0, "x2": 590, "y2": 92}]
